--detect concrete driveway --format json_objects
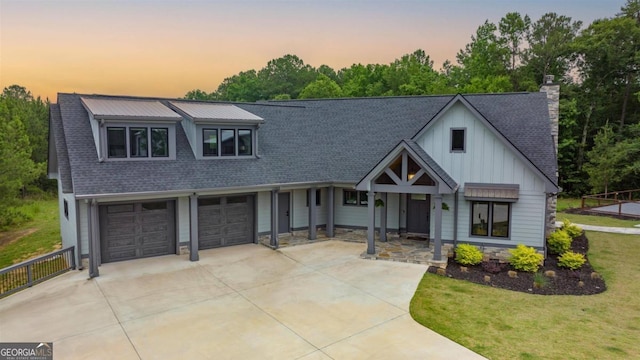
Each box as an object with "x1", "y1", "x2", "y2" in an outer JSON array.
[{"x1": 0, "y1": 241, "x2": 485, "y2": 359}]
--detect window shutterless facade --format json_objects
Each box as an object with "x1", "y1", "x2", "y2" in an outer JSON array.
[
  {"x1": 105, "y1": 125, "x2": 172, "y2": 159},
  {"x1": 201, "y1": 128, "x2": 254, "y2": 157},
  {"x1": 450, "y1": 128, "x2": 466, "y2": 152},
  {"x1": 470, "y1": 201, "x2": 510, "y2": 238},
  {"x1": 343, "y1": 190, "x2": 368, "y2": 206}
]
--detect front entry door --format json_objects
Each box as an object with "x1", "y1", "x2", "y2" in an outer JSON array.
[
  {"x1": 407, "y1": 194, "x2": 430, "y2": 234},
  {"x1": 278, "y1": 192, "x2": 290, "y2": 233}
]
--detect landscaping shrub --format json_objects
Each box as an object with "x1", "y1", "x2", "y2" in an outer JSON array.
[
  {"x1": 547, "y1": 230, "x2": 572, "y2": 254},
  {"x1": 533, "y1": 272, "x2": 548, "y2": 288},
  {"x1": 561, "y1": 219, "x2": 583, "y2": 239},
  {"x1": 558, "y1": 251, "x2": 586, "y2": 270},
  {"x1": 508, "y1": 244, "x2": 543, "y2": 272},
  {"x1": 455, "y1": 244, "x2": 483, "y2": 265}
]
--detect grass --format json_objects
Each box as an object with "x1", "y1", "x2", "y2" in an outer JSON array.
[
  {"x1": 410, "y1": 231, "x2": 640, "y2": 359},
  {"x1": 556, "y1": 197, "x2": 640, "y2": 228},
  {"x1": 557, "y1": 213, "x2": 640, "y2": 228},
  {"x1": 557, "y1": 197, "x2": 583, "y2": 212},
  {"x1": 0, "y1": 198, "x2": 61, "y2": 269}
]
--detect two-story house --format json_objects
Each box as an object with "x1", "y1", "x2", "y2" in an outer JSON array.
[{"x1": 48, "y1": 78, "x2": 559, "y2": 277}]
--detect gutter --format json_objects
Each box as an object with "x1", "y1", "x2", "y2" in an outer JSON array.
[{"x1": 74, "y1": 180, "x2": 355, "y2": 201}]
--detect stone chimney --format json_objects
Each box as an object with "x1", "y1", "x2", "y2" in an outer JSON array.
[
  {"x1": 540, "y1": 75, "x2": 560, "y2": 241},
  {"x1": 540, "y1": 75, "x2": 559, "y2": 155}
]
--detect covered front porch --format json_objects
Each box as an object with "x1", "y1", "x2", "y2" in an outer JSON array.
[
  {"x1": 259, "y1": 229, "x2": 451, "y2": 268},
  {"x1": 356, "y1": 140, "x2": 459, "y2": 266}
]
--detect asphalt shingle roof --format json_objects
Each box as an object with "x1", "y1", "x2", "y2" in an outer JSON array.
[
  {"x1": 49, "y1": 104, "x2": 73, "y2": 193},
  {"x1": 402, "y1": 139, "x2": 458, "y2": 190},
  {"x1": 52, "y1": 92, "x2": 557, "y2": 197}
]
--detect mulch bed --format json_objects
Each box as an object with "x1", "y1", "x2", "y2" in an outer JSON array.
[{"x1": 427, "y1": 233, "x2": 607, "y2": 295}]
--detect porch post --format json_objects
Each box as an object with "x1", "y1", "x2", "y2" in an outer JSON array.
[
  {"x1": 271, "y1": 189, "x2": 279, "y2": 248},
  {"x1": 93, "y1": 200, "x2": 101, "y2": 267},
  {"x1": 308, "y1": 188, "x2": 317, "y2": 240},
  {"x1": 189, "y1": 194, "x2": 199, "y2": 261},
  {"x1": 379, "y1": 192, "x2": 387, "y2": 242},
  {"x1": 75, "y1": 200, "x2": 83, "y2": 270},
  {"x1": 88, "y1": 199, "x2": 99, "y2": 278},
  {"x1": 433, "y1": 194, "x2": 443, "y2": 261},
  {"x1": 366, "y1": 191, "x2": 376, "y2": 254},
  {"x1": 326, "y1": 186, "x2": 335, "y2": 237}
]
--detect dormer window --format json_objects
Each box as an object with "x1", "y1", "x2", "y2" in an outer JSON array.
[
  {"x1": 80, "y1": 97, "x2": 181, "y2": 161},
  {"x1": 203, "y1": 129, "x2": 218, "y2": 156},
  {"x1": 107, "y1": 126, "x2": 170, "y2": 159},
  {"x1": 169, "y1": 101, "x2": 263, "y2": 160},
  {"x1": 202, "y1": 128, "x2": 253, "y2": 157}
]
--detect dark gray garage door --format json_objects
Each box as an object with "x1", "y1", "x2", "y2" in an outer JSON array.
[
  {"x1": 100, "y1": 201, "x2": 176, "y2": 263},
  {"x1": 198, "y1": 195, "x2": 254, "y2": 249}
]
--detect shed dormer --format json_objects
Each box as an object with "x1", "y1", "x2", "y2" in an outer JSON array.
[
  {"x1": 81, "y1": 97, "x2": 183, "y2": 161},
  {"x1": 169, "y1": 102, "x2": 264, "y2": 159}
]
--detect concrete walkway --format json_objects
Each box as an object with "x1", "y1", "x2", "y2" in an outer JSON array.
[
  {"x1": 555, "y1": 221, "x2": 640, "y2": 235},
  {"x1": 0, "y1": 241, "x2": 485, "y2": 359}
]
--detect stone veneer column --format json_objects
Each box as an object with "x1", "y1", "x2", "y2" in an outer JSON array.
[
  {"x1": 540, "y1": 75, "x2": 559, "y2": 155},
  {"x1": 540, "y1": 75, "x2": 560, "y2": 237}
]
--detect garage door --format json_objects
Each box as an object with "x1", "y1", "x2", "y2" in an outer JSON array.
[
  {"x1": 198, "y1": 195, "x2": 254, "y2": 249},
  {"x1": 99, "y1": 201, "x2": 176, "y2": 263}
]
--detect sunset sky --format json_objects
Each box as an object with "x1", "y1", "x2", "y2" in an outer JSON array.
[{"x1": 0, "y1": 0, "x2": 623, "y2": 101}]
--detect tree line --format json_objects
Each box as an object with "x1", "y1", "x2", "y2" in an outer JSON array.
[
  {"x1": 0, "y1": 85, "x2": 50, "y2": 227},
  {"x1": 185, "y1": 1, "x2": 640, "y2": 197},
  {"x1": 1, "y1": 1, "x2": 638, "y2": 228}
]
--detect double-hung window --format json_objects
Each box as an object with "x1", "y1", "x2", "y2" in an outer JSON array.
[
  {"x1": 471, "y1": 201, "x2": 510, "y2": 238},
  {"x1": 107, "y1": 126, "x2": 169, "y2": 159},
  {"x1": 202, "y1": 128, "x2": 253, "y2": 157}
]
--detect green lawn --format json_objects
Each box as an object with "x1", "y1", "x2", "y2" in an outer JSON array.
[
  {"x1": 410, "y1": 231, "x2": 640, "y2": 359},
  {"x1": 557, "y1": 213, "x2": 640, "y2": 228},
  {"x1": 557, "y1": 197, "x2": 583, "y2": 212},
  {"x1": 0, "y1": 198, "x2": 61, "y2": 269},
  {"x1": 556, "y1": 197, "x2": 640, "y2": 228}
]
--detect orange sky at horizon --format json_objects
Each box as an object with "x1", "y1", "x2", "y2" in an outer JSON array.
[{"x1": 0, "y1": 0, "x2": 622, "y2": 101}]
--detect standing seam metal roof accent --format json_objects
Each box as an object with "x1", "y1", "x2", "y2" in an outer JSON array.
[
  {"x1": 169, "y1": 101, "x2": 264, "y2": 122},
  {"x1": 81, "y1": 97, "x2": 182, "y2": 120}
]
